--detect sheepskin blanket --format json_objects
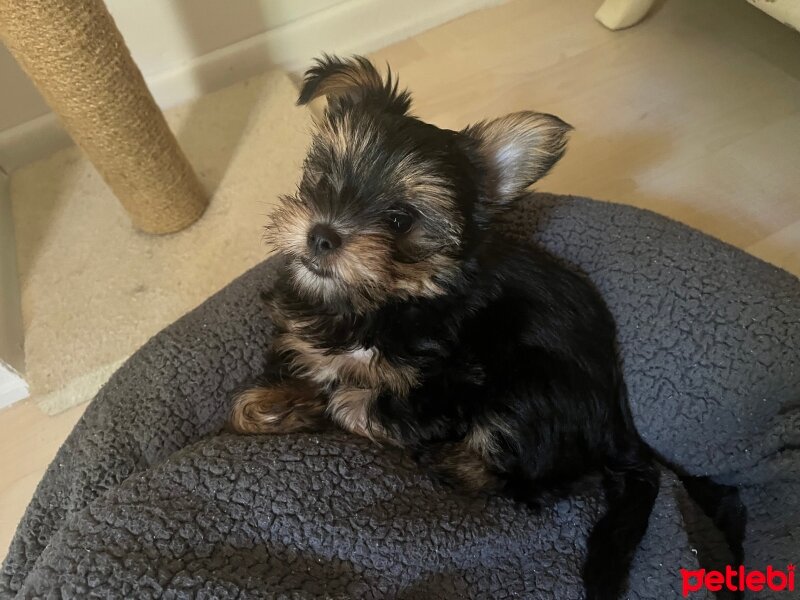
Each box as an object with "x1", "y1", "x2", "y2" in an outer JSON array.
[{"x1": 2, "y1": 193, "x2": 798, "y2": 599}]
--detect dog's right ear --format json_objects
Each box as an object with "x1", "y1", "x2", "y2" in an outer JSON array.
[
  {"x1": 464, "y1": 111, "x2": 572, "y2": 209},
  {"x1": 297, "y1": 54, "x2": 411, "y2": 115}
]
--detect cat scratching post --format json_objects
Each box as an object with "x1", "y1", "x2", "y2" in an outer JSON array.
[{"x1": 0, "y1": 0, "x2": 208, "y2": 234}]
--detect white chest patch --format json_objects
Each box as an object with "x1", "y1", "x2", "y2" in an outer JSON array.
[
  {"x1": 276, "y1": 332, "x2": 418, "y2": 394},
  {"x1": 346, "y1": 346, "x2": 376, "y2": 363}
]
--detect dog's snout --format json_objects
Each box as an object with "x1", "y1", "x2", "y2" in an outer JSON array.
[{"x1": 307, "y1": 224, "x2": 342, "y2": 256}]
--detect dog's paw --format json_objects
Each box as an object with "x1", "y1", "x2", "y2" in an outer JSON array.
[
  {"x1": 228, "y1": 383, "x2": 327, "y2": 434},
  {"x1": 414, "y1": 442, "x2": 500, "y2": 496}
]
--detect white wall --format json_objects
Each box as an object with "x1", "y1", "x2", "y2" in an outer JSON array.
[
  {"x1": 0, "y1": 45, "x2": 50, "y2": 133},
  {"x1": 107, "y1": 0, "x2": 345, "y2": 73},
  {"x1": 0, "y1": 0, "x2": 501, "y2": 171}
]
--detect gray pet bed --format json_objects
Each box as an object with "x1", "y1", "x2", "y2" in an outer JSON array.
[{"x1": 2, "y1": 193, "x2": 798, "y2": 599}]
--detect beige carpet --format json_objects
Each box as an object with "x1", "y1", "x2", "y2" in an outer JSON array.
[{"x1": 11, "y1": 70, "x2": 312, "y2": 415}]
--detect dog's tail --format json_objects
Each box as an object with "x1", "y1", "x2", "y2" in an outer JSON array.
[
  {"x1": 583, "y1": 372, "x2": 660, "y2": 600},
  {"x1": 582, "y1": 447, "x2": 660, "y2": 600}
]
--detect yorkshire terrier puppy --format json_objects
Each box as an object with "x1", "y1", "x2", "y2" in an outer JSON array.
[{"x1": 229, "y1": 55, "x2": 659, "y2": 599}]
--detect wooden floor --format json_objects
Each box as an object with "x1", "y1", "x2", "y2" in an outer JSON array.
[
  {"x1": 2, "y1": 0, "x2": 799, "y2": 561},
  {"x1": 369, "y1": 0, "x2": 800, "y2": 275}
]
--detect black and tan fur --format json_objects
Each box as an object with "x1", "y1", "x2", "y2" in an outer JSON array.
[{"x1": 229, "y1": 55, "x2": 659, "y2": 599}]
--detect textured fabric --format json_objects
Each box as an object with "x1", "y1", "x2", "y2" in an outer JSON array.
[{"x1": 2, "y1": 193, "x2": 798, "y2": 599}]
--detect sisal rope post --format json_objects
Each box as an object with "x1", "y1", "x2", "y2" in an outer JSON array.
[{"x1": 0, "y1": 0, "x2": 208, "y2": 234}]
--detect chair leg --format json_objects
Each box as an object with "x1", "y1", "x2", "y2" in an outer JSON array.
[{"x1": 595, "y1": 0, "x2": 657, "y2": 31}]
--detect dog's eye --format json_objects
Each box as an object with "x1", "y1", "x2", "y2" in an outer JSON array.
[{"x1": 387, "y1": 206, "x2": 414, "y2": 234}]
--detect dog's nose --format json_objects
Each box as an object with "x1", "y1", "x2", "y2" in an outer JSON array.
[{"x1": 307, "y1": 224, "x2": 341, "y2": 255}]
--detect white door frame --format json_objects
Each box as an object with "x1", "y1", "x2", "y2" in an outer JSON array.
[{"x1": 0, "y1": 169, "x2": 28, "y2": 409}]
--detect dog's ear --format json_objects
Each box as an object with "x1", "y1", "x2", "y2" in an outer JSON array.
[
  {"x1": 297, "y1": 54, "x2": 411, "y2": 115},
  {"x1": 464, "y1": 111, "x2": 572, "y2": 206}
]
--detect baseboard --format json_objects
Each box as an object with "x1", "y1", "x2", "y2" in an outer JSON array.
[
  {"x1": 0, "y1": 0, "x2": 502, "y2": 172},
  {"x1": 0, "y1": 113, "x2": 73, "y2": 174},
  {"x1": 144, "y1": 0, "x2": 503, "y2": 106}
]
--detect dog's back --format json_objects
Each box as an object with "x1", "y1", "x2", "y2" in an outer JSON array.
[{"x1": 440, "y1": 235, "x2": 662, "y2": 598}]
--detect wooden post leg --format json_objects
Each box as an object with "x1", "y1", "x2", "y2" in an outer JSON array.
[
  {"x1": 0, "y1": 0, "x2": 208, "y2": 234},
  {"x1": 595, "y1": 0, "x2": 657, "y2": 31}
]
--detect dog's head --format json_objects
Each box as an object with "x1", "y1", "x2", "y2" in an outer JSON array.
[{"x1": 266, "y1": 55, "x2": 571, "y2": 312}]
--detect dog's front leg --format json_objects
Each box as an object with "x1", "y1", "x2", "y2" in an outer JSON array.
[{"x1": 228, "y1": 378, "x2": 328, "y2": 434}]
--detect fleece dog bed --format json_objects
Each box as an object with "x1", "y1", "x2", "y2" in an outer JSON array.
[{"x1": 2, "y1": 193, "x2": 798, "y2": 599}]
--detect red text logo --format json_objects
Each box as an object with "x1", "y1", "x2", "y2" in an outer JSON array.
[{"x1": 681, "y1": 565, "x2": 795, "y2": 596}]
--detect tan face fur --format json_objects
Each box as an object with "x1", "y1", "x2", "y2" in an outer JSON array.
[{"x1": 264, "y1": 110, "x2": 465, "y2": 313}]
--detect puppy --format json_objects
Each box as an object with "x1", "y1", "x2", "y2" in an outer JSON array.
[{"x1": 229, "y1": 55, "x2": 659, "y2": 599}]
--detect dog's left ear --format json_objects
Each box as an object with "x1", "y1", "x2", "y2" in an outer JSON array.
[
  {"x1": 464, "y1": 111, "x2": 572, "y2": 206},
  {"x1": 297, "y1": 54, "x2": 411, "y2": 115}
]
